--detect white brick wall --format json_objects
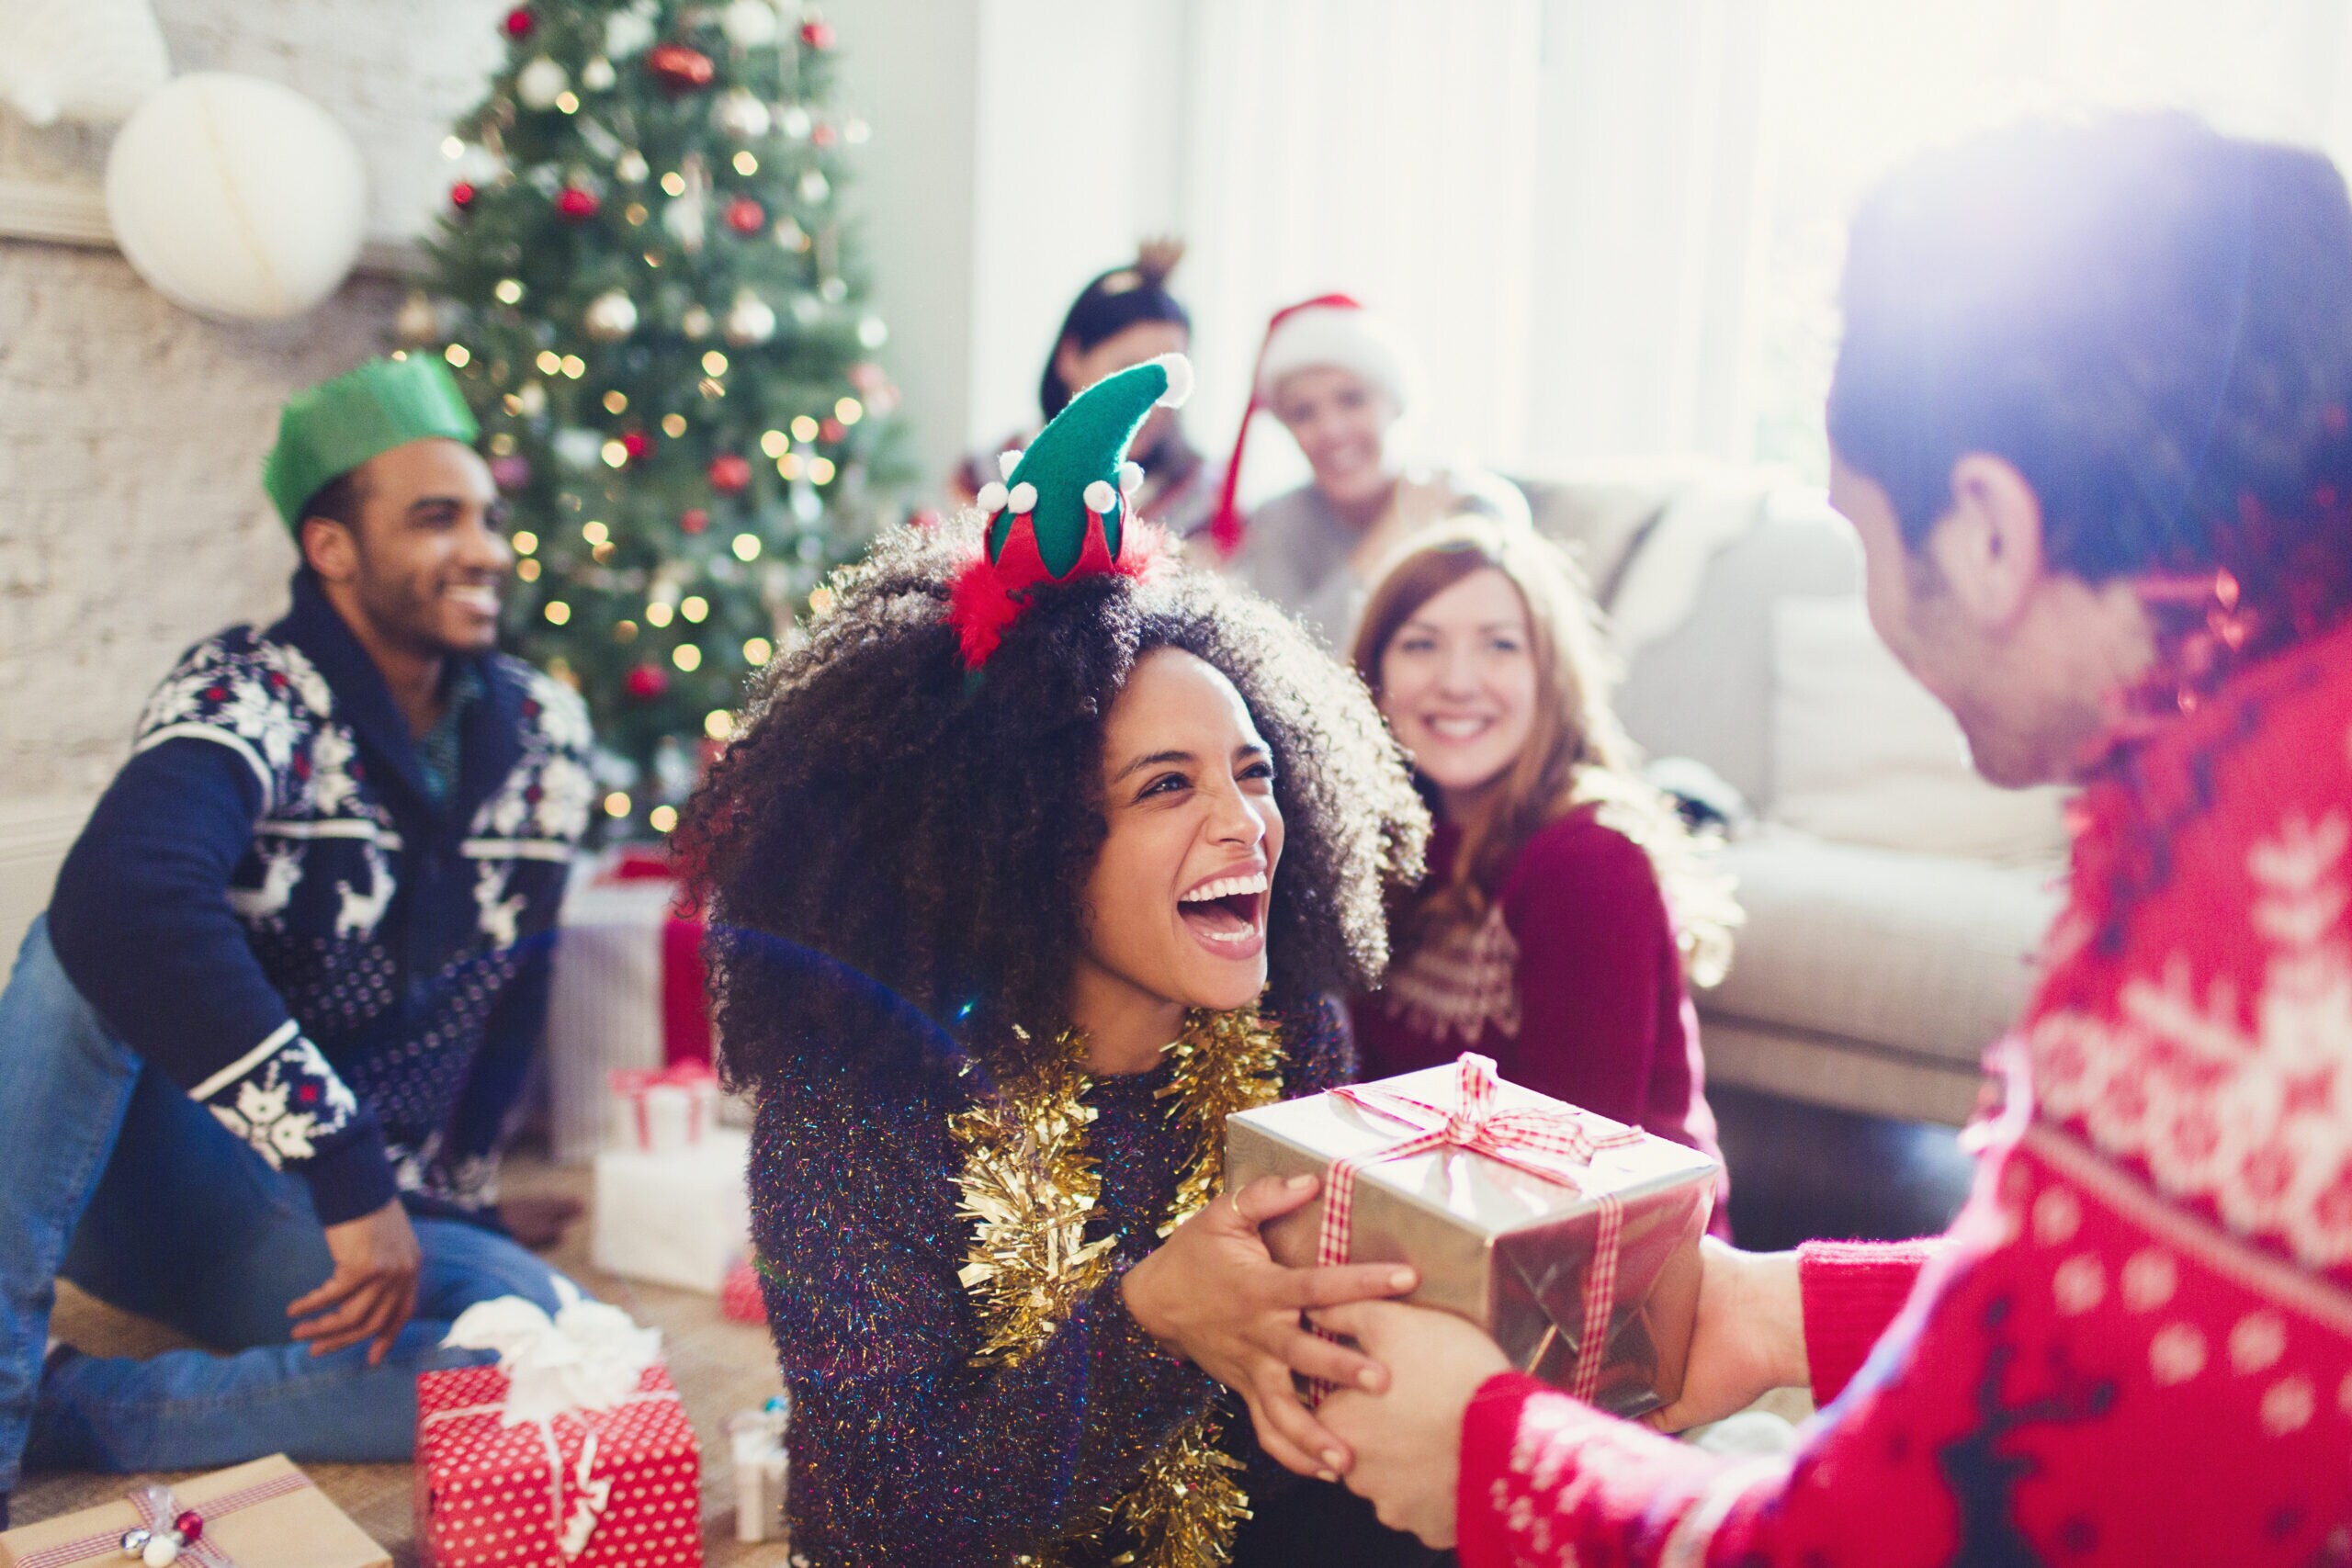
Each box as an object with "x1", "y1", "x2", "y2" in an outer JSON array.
[{"x1": 0, "y1": 0, "x2": 504, "y2": 806}]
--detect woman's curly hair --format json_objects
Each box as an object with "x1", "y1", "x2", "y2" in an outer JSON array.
[{"x1": 678, "y1": 514, "x2": 1429, "y2": 1096}]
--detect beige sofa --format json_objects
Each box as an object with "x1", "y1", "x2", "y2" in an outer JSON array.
[{"x1": 1519, "y1": 464, "x2": 2065, "y2": 1128}]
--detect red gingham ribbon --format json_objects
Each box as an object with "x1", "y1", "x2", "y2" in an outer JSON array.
[
  {"x1": 16, "y1": 1470, "x2": 311, "y2": 1568},
  {"x1": 1316, "y1": 1053, "x2": 1642, "y2": 1403}
]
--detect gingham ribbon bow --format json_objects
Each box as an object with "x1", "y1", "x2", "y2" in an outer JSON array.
[{"x1": 1317, "y1": 1053, "x2": 1643, "y2": 1402}]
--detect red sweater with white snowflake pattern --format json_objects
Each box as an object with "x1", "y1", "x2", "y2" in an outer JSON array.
[{"x1": 1456, "y1": 619, "x2": 2352, "y2": 1567}]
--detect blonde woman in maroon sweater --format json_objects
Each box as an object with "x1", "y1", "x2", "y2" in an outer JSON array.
[{"x1": 1347, "y1": 519, "x2": 1737, "y2": 1190}]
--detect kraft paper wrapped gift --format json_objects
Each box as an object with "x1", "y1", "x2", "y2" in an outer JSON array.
[
  {"x1": 1226, "y1": 1053, "x2": 1715, "y2": 1419},
  {"x1": 591, "y1": 1125, "x2": 752, "y2": 1293},
  {"x1": 0, "y1": 1454, "x2": 388, "y2": 1568}
]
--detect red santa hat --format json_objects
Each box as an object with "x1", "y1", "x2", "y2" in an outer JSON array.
[{"x1": 1208, "y1": 294, "x2": 1414, "y2": 558}]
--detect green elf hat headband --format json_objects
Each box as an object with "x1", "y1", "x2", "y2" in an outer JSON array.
[
  {"x1": 262, "y1": 355, "x2": 481, "y2": 534},
  {"x1": 947, "y1": 353, "x2": 1193, "y2": 668}
]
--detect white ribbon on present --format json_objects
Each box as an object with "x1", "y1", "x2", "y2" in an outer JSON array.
[{"x1": 439, "y1": 1280, "x2": 666, "y2": 1560}]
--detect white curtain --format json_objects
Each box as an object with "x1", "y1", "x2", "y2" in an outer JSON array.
[{"x1": 1152, "y1": 0, "x2": 2352, "y2": 497}]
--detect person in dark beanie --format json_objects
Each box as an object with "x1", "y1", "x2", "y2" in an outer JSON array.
[
  {"x1": 0, "y1": 355, "x2": 592, "y2": 1520},
  {"x1": 952, "y1": 241, "x2": 1223, "y2": 538}
]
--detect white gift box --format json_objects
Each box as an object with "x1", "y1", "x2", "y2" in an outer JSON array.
[
  {"x1": 548, "y1": 862, "x2": 679, "y2": 1164},
  {"x1": 591, "y1": 1126, "x2": 752, "y2": 1294}
]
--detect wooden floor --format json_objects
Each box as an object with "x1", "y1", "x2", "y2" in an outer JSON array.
[{"x1": 15, "y1": 1154, "x2": 796, "y2": 1565}]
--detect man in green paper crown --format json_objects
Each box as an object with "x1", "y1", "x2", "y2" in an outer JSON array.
[{"x1": 0, "y1": 355, "x2": 594, "y2": 1516}]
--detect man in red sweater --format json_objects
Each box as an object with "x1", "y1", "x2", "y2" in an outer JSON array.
[{"x1": 1310, "y1": 113, "x2": 2352, "y2": 1565}]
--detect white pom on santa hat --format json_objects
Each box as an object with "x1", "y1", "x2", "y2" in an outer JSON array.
[
  {"x1": 1008, "y1": 481, "x2": 1038, "y2": 513},
  {"x1": 1254, "y1": 302, "x2": 1411, "y2": 413},
  {"x1": 1148, "y1": 352, "x2": 1193, "y2": 409},
  {"x1": 997, "y1": 447, "x2": 1024, "y2": 480},
  {"x1": 976, "y1": 479, "x2": 1009, "y2": 513},
  {"x1": 1118, "y1": 460, "x2": 1144, "y2": 495},
  {"x1": 1083, "y1": 479, "x2": 1118, "y2": 513}
]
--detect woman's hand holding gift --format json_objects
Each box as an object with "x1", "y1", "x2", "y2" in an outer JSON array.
[{"x1": 1121, "y1": 1172, "x2": 1419, "y2": 1479}]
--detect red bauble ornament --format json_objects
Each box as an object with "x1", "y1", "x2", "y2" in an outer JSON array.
[
  {"x1": 620, "y1": 430, "x2": 653, "y2": 461},
  {"x1": 726, "y1": 197, "x2": 764, "y2": 235},
  {"x1": 174, "y1": 1512, "x2": 204, "y2": 1543},
  {"x1": 708, "y1": 455, "x2": 752, "y2": 493},
  {"x1": 645, "y1": 42, "x2": 717, "y2": 93},
  {"x1": 800, "y1": 19, "x2": 835, "y2": 50},
  {"x1": 680, "y1": 507, "x2": 710, "y2": 535},
  {"x1": 810, "y1": 121, "x2": 839, "y2": 149},
  {"x1": 503, "y1": 6, "x2": 534, "y2": 39},
  {"x1": 625, "y1": 663, "x2": 670, "y2": 701},
  {"x1": 555, "y1": 186, "x2": 600, "y2": 221},
  {"x1": 449, "y1": 180, "x2": 478, "y2": 211}
]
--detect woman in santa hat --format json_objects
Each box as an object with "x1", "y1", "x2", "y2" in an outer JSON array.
[{"x1": 1208, "y1": 296, "x2": 1527, "y2": 644}]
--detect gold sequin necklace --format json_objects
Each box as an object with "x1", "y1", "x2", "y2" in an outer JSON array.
[{"x1": 950, "y1": 1006, "x2": 1286, "y2": 1567}]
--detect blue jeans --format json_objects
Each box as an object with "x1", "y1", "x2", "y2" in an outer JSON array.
[{"x1": 0, "y1": 917, "x2": 572, "y2": 1492}]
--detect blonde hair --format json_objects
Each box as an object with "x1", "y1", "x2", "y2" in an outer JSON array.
[{"x1": 1351, "y1": 518, "x2": 1738, "y2": 987}]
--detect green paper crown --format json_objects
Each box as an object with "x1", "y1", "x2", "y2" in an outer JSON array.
[
  {"x1": 981, "y1": 354, "x2": 1192, "y2": 576},
  {"x1": 262, "y1": 355, "x2": 481, "y2": 533}
]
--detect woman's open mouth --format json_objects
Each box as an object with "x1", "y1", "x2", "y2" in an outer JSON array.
[{"x1": 1178, "y1": 868, "x2": 1269, "y2": 956}]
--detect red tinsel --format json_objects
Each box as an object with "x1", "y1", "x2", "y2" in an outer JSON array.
[{"x1": 947, "y1": 511, "x2": 1164, "y2": 670}]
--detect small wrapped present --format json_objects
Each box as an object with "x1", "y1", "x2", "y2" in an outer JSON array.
[
  {"x1": 718, "y1": 1257, "x2": 765, "y2": 1324},
  {"x1": 608, "y1": 1062, "x2": 721, "y2": 1155},
  {"x1": 1227, "y1": 1053, "x2": 1715, "y2": 1418},
  {"x1": 0, "y1": 1453, "x2": 388, "y2": 1568},
  {"x1": 416, "y1": 1283, "x2": 701, "y2": 1568},
  {"x1": 546, "y1": 848, "x2": 716, "y2": 1164},
  {"x1": 591, "y1": 1126, "x2": 752, "y2": 1294},
  {"x1": 725, "y1": 1396, "x2": 791, "y2": 1545}
]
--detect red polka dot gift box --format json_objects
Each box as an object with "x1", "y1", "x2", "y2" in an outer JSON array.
[{"x1": 415, "y1": 1290, "x2": 702, "y2": 1568}]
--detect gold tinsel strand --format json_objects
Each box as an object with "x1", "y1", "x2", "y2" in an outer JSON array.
[
  {"x1": 1156, "y1": 1007, "x2": 1286, "y2": 1235},
  {"x1": 956, "y1": 1008, "x2": 1283, "y2": 1568},
  {"x1": 950, "y1": 1037, "x2": 1117, "y2": 1368}
]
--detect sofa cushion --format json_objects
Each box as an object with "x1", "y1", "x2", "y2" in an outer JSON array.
[
  {"x1": 1702, "y1": 829, "x2": 2064, "y2": 1072},
  {"x1": 1770, "y1": 596, "x2": 2074, "y2": 863},
  {"x1": 1614, "y1": 503, "x2": 1860, "y2": 808}
]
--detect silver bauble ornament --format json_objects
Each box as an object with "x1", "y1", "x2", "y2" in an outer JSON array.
[
  {"x1": 515, "y1": 57, "x2": 570, "y2": 111},
  {"x1": 516, "y1": 379, "x2": 548, "y2": 417},
  {"x1": 719, "y1": 0, "x2": 781, "y2": 47},
  {"x1": 583, "y1": 288, "x2": 638, "y2": 342},
  {"x1": 714, "y1": 88, "x2": 771, "y2": 141},
  {"x1": 723, "y1": 290, "x2": 776, "y2": 345},
  {"x1": 581, "y1": 56, "x2": 617, "y2": 92},
  {"x1": 797, "y1": 168, "x2": 830, "y2": 203},
  {"x1": 778, "y1": 104, "x2": 811, "y2": 140},
  {"x1": 681, "y1": 304, "x2": 714, "y2": 339},
  {"x1": 616, "y1": 148, "x2": 649, "y2": 183}
]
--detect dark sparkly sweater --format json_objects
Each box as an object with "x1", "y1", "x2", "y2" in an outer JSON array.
[{"x1": 750, "y1": 998, "x2": 1351, "y2": 1567}]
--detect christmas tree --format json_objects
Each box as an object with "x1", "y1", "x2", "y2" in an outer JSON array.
[{"x1": 413, "y1": 0, "x2": 910, "y2": 836}]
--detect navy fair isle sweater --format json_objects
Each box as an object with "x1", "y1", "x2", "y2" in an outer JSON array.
[{"x1": 48, "y1": 572, "x2": 594, "y2": 1226}]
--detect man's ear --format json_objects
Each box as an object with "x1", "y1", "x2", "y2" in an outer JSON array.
[
  {"x1": 301, "y1": 514, "x2": 359, "y2": 582},
  {"x1": 1927, "y1": 453, "x2": 2046, "y2": 629}
]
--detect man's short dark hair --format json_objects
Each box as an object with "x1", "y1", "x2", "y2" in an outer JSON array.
[
  {"x1": 1828, "y1": 112, "x2": 2352, "y2": 634},
  {"x1": 296, "y1": 468, "x2": 368, "y2": 542}
]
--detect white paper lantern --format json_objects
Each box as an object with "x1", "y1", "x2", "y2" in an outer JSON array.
[
  {"x1": 0, "y1": 0, "x2": 171, "y2": 127},
  {"x1": 104, "y1": 73, "x2": 367, "y2": 322}
]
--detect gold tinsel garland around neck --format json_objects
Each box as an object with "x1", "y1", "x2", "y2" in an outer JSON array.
[{"x1": 956, "y1": 1005, "x2": 1286, "y2": 1568}]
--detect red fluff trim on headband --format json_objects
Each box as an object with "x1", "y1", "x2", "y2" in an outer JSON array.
[{"x1": 947, "y1": 510, "x2": 1167, "y2": 670}]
